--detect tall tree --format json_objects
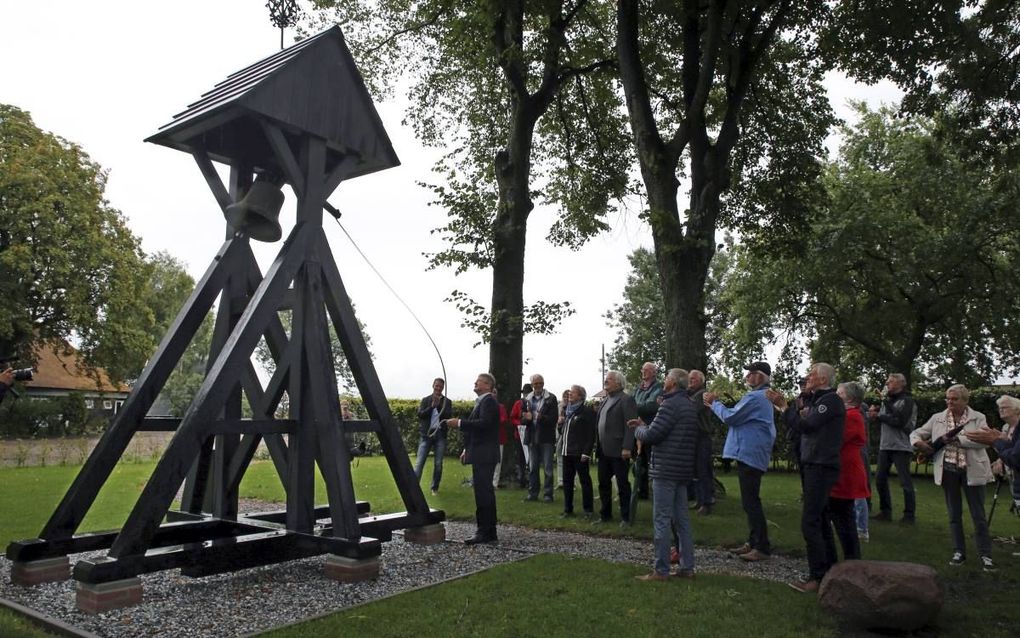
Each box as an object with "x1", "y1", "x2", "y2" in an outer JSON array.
[
  {"x1": 720, "y1": 104, "x2": 1020, "y2": 389},
  {"x1": 302, "y1": 0, "x2": 630, "y2": 397},
  {"x1": 605, "y1": 235, "x2": 745, "y2": 386},
  {"x1": 615, "y1": 0, "x2": 834, "y2": 372},
  {"x1": 0, "y1": 104, "x2": 153, "y2": 382},
  {"x1": 826, "y1": 0, "x2": 1020, "y2": 162}
]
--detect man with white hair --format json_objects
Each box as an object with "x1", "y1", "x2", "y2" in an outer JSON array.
[
  {"x1": 595, "y1": 370, "x2": 639, "y2": 526},
  {"x1": 629, "y1": 368, "x2": 699, "y2": 580},
  {"x1": 688, "y1": 369, "x2": 716, "y2": 515},
  {"x1": 769, "y1": 362, "x2": 845, "y2": 593},
  {"x1": 633, "y1": 362, "x2": 663, "y2": 501}
]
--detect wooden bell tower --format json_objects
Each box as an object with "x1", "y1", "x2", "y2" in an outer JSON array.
[{"x1": 6, "y1": 26, "x2": 445, "y2": 612}]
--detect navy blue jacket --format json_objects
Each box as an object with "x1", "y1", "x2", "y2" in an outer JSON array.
[
  {"x1": 460, "y1": 393, "x2": 500, "y2": 465},
  {"x1": 784, "y1": 387, "x2": 845, "y2": 468},
  {"x1": 635, "y1": 390, "x2": 699, "y2": 482}
]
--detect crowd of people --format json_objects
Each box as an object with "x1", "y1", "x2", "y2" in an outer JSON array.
[{"x1": 408, "y1": 361, "x2": 1020, "y2": 589}]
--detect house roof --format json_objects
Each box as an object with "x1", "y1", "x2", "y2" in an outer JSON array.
[
  {"x1": 23, "y1": 343, "x2": 129, "y2": 394},
  {"x1": 146, "y1": 25, "x2": 399, "y2": 182}
]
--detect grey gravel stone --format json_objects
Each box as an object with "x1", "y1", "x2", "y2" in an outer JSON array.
[{"x1": 1, "y1": 508, "x2": 809, "y2": 637}]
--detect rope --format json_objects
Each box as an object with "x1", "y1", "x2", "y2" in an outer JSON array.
[{"x1": 325, "y1": 207, "x2": 450, "y2": 403}]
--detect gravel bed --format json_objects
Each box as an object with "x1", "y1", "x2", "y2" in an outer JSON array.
[{"x1": 1, "y1": 506, "x2": 808, "y2": 637}]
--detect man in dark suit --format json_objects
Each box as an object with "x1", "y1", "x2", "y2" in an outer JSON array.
[{"x1": 447, "y1": 373, "x2": 501, "y2": 544}]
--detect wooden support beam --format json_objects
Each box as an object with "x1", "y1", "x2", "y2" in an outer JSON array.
[
  {"x1": 108, "y1": 223, "x2": 315, "y2": 560},
  {"x1": 37, "y1": 238, "x2": 244, "y2": 540},
  {"x1": 261, "y1": 121, "x2": 305, "y2": 199},
  {"x1": 316, "y1": 232, "x2": 430, "y2": 520},
  {"x1": 192, "y1": 150, "x2": 232, "y2": 213}
]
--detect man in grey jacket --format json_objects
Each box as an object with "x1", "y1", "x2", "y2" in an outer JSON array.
[
  {"x1": 868, "y1": 373, "x2": 917, "y2": 523},
  {"x1": 595, "y1": 370, "x2": 639, "y2": 526},
  {"x1": 630, "y1": 368, "x2": 699, "y2": 580}
]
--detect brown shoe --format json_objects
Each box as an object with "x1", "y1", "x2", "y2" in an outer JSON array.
[
  {"x1": 635, "y1": 572, "x2": 670, "y2": 582},
  {"x1": 738, "y1": 549, "x2": 770, "y2": 562},
  {"x1": 671, "y1": 568, "x2": 696, "y2": 579},
  {"x1": 788, "y1": 579, "x2": 819, "y2": 593},
  {"x1": 728, "y1": 542, "x2": 753, "y2": 555}
]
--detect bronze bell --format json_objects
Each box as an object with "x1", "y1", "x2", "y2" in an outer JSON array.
[{"x1": 224, "y1": 176, "x2": 285, "y2": 242}]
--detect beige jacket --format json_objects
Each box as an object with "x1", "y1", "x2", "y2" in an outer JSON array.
[{"x1": 910, "y1": 408, "x2": 993, "y2": 486}]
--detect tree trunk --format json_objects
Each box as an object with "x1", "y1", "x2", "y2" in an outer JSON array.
[
  {"x1": 643, "y1": 169, "x2": 715, "y2": 373},
  {"x1": 488, "y1": 109, "x2": 536, "y2": 401}
]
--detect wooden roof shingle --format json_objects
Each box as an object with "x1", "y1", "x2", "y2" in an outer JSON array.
[{"x1": 146, "y1": 26, "x2": 399, "y2": 182}]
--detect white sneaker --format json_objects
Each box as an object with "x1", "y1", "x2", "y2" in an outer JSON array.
[
  {"x1": 981, "y1": 556, "x2": 996, "y2": 572},
  {"x1": 949, "y1": 552, "x2": 965, "y2": 566},
  {"x1": 857, "y1": 530, "x2": 869, "y2": 542}
]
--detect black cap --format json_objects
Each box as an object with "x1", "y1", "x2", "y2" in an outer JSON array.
[
  {"x1": 521, "y1": 383, "x2": 533, "y2": 395},
  {"x1": 745, "y1": 361, "x2": 771, "y2": 376}
]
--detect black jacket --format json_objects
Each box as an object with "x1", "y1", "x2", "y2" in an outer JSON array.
[
  {"x1": 634, "y1": 390, "x2": 699, "y2": 482},
  {"x1": 560, "y1": 404, "x2": 597, "y2": 457},
  {"x1": 521, "y1": 391, "x2": 559, "y2": 445},
  {"x1": 417, "y1": 394, "x2": 453, "y2": 438},
  {"x1": 460, "y1": 393, "x2": 501, "y2": 465},
  {"x1": 784, "y1": 387, "x2": 845, "y2": 468}
]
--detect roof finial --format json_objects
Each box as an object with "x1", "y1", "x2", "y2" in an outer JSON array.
[{"x1": 266, "y1": 0, "x2": 301, "y2": 50}]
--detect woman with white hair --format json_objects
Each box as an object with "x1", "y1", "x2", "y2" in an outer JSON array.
[
  {"x1": 911, "y1": 384, "x2": 995, "y2": 571},
  {"x1": 966, "y1": 395, "x2": 1020, "y2": 517}
]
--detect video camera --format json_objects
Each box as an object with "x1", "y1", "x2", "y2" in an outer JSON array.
[{"x1": 0, "y1": 355, "x2": 34, "y2": 383}]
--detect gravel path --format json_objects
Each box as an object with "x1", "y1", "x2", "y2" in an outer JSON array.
[{"x1": 0, "y1": 512, "x2": 808, "y2": 637}]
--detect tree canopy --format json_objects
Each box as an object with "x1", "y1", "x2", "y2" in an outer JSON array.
[
  {"x1": 302, "y1": 0, "x2": 631, "y2": 397},
  {"x1": 719, "y1": 103, "x2": 1020, "y2": 388},
  {"x1": 0, "y1": 104, "x2": 155, "y2": 382},
  {"x1": 614, "y1": 0, "x2": 835, "y2": 372}
]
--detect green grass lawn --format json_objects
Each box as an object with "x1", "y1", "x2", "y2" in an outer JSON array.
[
  {"x1": 1, "y1": 457, "x2": 1018, "y2": 636},
  {"x1": 267, "y1": 553, "x2": 840, "y2": 638}
]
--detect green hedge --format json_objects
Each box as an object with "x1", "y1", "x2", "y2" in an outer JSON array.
[
  {"x1": 0, "y1": 392, "x2": 106, "y2": 438},
  {"x1": 342, "y1": 396, "x2": 478, "y2": 457}
]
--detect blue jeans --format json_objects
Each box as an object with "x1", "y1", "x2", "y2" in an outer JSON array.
[
  {"x1": 652, "y1": 477, "x2": 694, "y2": 575},
  {"x1": 528, "y1": 442, "x2": 555, "y2": 499},
  {"x1": 854, "y1": 498, "x2": 869, "y2": 534},
  {"x1": 414, "y1": 435, "x2": 446, "y2": 491}
]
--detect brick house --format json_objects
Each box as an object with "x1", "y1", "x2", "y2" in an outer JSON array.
[{"x1": 21, "y1": 343, "x2": 130, "y2": 416}]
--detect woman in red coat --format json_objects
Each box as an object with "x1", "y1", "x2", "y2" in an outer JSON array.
[{"x1": 829, "y1": 381, "x2": 871, "y2": 560}]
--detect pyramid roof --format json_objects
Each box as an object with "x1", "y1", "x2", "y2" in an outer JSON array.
[{"x1": 146, "y1": 26, "x2": 399, "y2": 182}]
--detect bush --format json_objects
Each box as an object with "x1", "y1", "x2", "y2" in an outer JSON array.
[
  {"x1": 0, "y1": 391, "x2": 108, "y2": 439},
  {"x1": 343, "y1": 395, "x2": 476, "y2": 457}
]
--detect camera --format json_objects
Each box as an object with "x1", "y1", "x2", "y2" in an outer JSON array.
[{"x1": 12, "y1": 368, "x2": 33, "y2": 382}]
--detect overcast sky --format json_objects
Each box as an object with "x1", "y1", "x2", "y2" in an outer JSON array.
[{"x1": 2, "y1": 1, "x2": 900, "y2": 400}]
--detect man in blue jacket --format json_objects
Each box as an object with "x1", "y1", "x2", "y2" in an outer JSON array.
[
  {"x1": 630, "y1": 368, "x2": 700, "y2": 580},
  {"x1": 447, "y1": 373, "x2": 501, "y2": 544},
  {"x1": 704, "y1": 361, "x2": 777, "y2": 562}
]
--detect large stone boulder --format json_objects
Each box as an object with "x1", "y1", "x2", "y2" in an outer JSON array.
[{"x1": 818, "y1": 560, "x2": 943, "y2": 631}]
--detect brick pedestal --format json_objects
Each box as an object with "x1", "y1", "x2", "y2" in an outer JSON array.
[
  {"x1": 10, "y1": 557, "x2": 71, "y2": 586},
  {"x1": 76, "y1": 578, "x2": 143, "y2": 614},
  {"x1": 404, "y1": 523, "x2": 446, "y2": 545},
  {"x1": 324, "y1": 555, "x2": 380, "y2": 583}
]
